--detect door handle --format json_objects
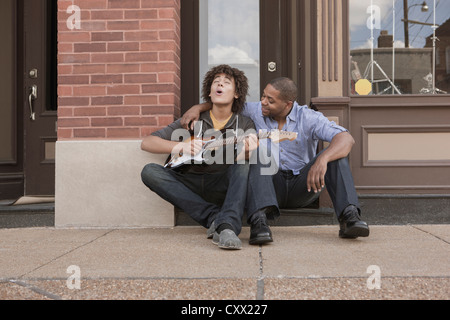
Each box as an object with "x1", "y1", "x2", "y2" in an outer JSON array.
[
  {"x1": 28, "y1": 85, "x2": 38, "y2": 121},
  {"x1": 268, "y1": 62, "x2": 277, "y2": 72}
]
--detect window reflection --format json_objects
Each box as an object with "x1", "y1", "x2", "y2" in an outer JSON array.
[
  {"x1": 350, "y1": 0, "x2": 450, "y2": 95},
  {"x1": 199, "y1": 0, "x2": 260, "y2": 101}
]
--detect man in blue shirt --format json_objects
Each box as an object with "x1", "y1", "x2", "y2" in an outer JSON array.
[{"x1": 182, "y1": 77, "x2": 369, "y2": 244}]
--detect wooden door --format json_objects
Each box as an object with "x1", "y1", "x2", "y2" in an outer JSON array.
[
  {"x1": 0, "y1": 0, "x2": 57, "y2": 200},
  {"x1": 22, "y1": 0, "x2": 58, "y2": 196}
]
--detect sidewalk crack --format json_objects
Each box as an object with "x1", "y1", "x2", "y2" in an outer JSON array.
[
  {"x1": 19, "y1": 229, "x2": 115, "y2": 279},
  {"x1": 412, "y1": 225, "x2": 450, "y2": 245},
  {"x1": 256, "y1": 246, "x2": 265, "y2": 300},
  {"x1": 10, "y1": 280, "x2": 63, "y2": 300}
]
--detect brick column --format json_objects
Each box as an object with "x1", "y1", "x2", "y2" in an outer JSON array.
[{"x1": 57, "y1": 0, "x2": 181, "y2": 140}]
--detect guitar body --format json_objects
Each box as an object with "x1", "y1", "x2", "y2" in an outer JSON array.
[
  {"x1": 164, "y1": 135, "x2": 221, "y2": 169},
  {"x1": 165, "y1": 142, "x2": 211, "y2": 169}
]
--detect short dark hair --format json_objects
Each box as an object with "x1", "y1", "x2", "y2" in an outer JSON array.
[
  {"x1": 202, "y1": 64, "x2": 249, "y2": 114},
  {"x1": 269, "y1": 77, "x2": 298, "y2": 102}
]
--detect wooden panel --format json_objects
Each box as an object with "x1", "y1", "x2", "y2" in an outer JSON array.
[
  {"x1": 350, "y1": 97, "x2": 450, "y2": 194},
  {"x1": 0, "y1": 0, "x2": 15, "y2": 163},
  {"x1": 0, "y1": 0, "x2": 23, "y2": 200},
  {"x1": 364, "y1": 127, "x2": 450, "y2": 164}
]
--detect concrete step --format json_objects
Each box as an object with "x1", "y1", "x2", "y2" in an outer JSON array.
[
  {"x1": 0, "y1": 201, "x2": 55, "y2": 229},
  {"x1": 176, "y1": 194, "x2": 450, "y2": 226},
  {"x1": 1, "y1": 194, "x2": 449, "y2": 229},
  {"x1": 176, "y1": 207, "x2": 336, "y2": 227}
]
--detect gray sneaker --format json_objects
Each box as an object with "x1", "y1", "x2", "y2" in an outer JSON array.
[
  {"x1": 206, "y1": 221, "x2": 216, "y2": 239},
  {"x1": 212, "y1": 229, "x2": 242, "y2": 250}
]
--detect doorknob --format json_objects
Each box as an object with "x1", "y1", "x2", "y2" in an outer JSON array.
[
  {"x1": 28, "y1": 85, "x2": 38, "y2": 121},
  {"x1": 29, "y1": 68, "x2": 38, "y2": 79},
  {"x1": 268, "y1": 62, "x2": 277, "y2": 72}
]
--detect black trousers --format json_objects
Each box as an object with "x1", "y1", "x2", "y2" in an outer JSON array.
[{"x1": 247, "y1": 150, "x2": 360, "y2": 222}]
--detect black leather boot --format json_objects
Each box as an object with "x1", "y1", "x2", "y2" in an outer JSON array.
[
  {"x1": 249, "y1": 210, "x2": 273, "y2": 245},
  {"x1": 339, "y1": 205, "x2": 370, "y2": 239}
]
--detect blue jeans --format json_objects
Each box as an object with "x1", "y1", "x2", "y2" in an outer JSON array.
[{"x1": 141, "y1": 163, "x2": 250, "y2": 235}]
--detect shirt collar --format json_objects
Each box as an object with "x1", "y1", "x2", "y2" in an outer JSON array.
[
  {"x1": 287, "y1": 102, "x2": 299, "y2": 123},
  {"x1": 200, "y1": 111, "x2": 238, "y2": 129},
  {"x1": 260, "y1": 101, "x2": 299, "y2": 123}
]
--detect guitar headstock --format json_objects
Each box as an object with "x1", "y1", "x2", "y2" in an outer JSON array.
[{"x1": 259, "y1": 130, "x2": 298, "y2": 143}]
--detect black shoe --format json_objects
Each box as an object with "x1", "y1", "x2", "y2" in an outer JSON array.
[
  {"x1": 249, "y1": 211, "x2": 273, "y2": 245},
  {"x1": 339, "y1": 205, "x2": 370, "y2": 239}
]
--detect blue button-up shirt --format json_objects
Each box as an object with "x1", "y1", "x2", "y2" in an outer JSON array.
[{"x1": 242, "y1": 102, "x2": 348, "y2": 175}]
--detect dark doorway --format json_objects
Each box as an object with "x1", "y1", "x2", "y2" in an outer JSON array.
[{"x1": 0, "y1": 0, "x2": 57, "y2": 200}]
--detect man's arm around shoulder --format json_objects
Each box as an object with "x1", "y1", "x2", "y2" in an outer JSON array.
[{"x1": 181, "y1": 103, "x2": 212, "y2": 130}]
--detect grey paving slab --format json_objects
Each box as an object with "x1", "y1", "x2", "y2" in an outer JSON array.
[
  {"x1": 0, "y1": 225, "x2": 449, "y2": 300},
  {"x1": 261, "y1": 225, "x2": 450, "y2": 278},
  {"x1": 0, "y1": 228, "x2": 109, "y2": 279},
  {"x1": 19, "y1": 228, "x2": 261, "y2": 280}
]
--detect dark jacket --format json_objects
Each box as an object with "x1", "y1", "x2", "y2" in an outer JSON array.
[{"x1": 151, "y1": 111, "x2": 256, "y2": 173}]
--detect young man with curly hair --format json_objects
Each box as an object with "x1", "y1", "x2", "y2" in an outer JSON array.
[{"x1": 141, "y1": 65, "x2": 258, "y2": 250}]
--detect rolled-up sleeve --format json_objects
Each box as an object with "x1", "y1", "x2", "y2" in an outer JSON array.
[
  {"x1": 311, "y1": 112, "x2": 348, "y2": 143},
  {"x1": 242, "y1": 102, "x2": 260, "y2": 119},
  {"x1": 151, "y1": 119, "x2": 183, "y2": 140}
]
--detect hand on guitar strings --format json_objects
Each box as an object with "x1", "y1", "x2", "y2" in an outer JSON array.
[{"x1": 172, "y1": 138, "x2": 203, "y2": 158}]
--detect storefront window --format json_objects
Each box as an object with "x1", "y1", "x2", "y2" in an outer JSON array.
[
  {"x1": 350, "y1": 0, "x2": 450, "y2": 95},
  {"x1": 199, "y1": 0, "x2": 260, "y2": 101}
]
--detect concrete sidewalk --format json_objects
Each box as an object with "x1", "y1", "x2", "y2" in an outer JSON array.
[{"x1": 0, "y1": 225, "x2": 449, "y2": 300}]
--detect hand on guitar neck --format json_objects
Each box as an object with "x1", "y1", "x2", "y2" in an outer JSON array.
[{"x1": 169, "y1": 133, "x2": 258, "y2": 164}]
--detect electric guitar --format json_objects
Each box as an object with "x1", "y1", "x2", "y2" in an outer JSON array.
[{"x1": 165, "y1": 129, "x2": 298, "y2": 169}]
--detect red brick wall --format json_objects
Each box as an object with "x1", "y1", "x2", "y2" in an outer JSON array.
[{"x1": 57, "y1": 0, "x2": 181, "y2": 140}]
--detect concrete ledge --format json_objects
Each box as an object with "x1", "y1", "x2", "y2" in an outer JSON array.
[
  {"x1": 359, "y1": 195, "x2": 450, "y2": 225},
  {"x1": 53, "y1": 140, "x2": 450, "y2": 229},
  {"x1": 0, "y1": 202, "x2": 55, "y2": 229},
  {"x1": 55, "y1": 140, "x2": 174, "y2": 228},
  {"x1": 176, "y1": 208, "x2": 336, "y2": 227}
]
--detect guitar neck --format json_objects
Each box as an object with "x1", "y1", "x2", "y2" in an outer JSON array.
[{"x1": 205, "y1": 132, "x2": 270, "y2": 150}]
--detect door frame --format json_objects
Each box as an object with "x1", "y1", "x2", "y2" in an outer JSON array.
[{"x1": 180, "y1": 0, "x2": 200, "y2": 116}]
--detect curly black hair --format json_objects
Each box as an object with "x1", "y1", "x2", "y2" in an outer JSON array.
[{"x1": 202, "y1": 64, "x2": 249, "y2": 114}]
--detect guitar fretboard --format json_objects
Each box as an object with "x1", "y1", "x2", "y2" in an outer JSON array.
[{"x1": 204, "y1": 131, "x2": 294, "y2": 150}]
